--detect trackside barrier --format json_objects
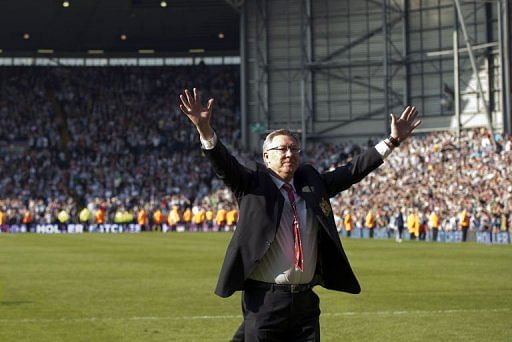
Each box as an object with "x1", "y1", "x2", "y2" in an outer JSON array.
[
  {"x1": 476, "y1": 232, "x2": 511, "y2": 244},
  {"x1": 339, "y1": 228, "x2": 509, "y2": 244},
  {"x1": 0, "y1": 224, "x2": 509, "y2": 244},
  {"x1": 0, "y1": 224, "x2": 143, "y2": 234}
]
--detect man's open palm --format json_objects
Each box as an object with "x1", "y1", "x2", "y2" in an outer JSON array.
[{"x1": 179, "y1": 88, "x2": 214, "y2": 129}]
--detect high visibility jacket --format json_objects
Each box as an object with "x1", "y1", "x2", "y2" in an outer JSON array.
[
  {"x1": 57, "y1": 210, "x2": 70, "y2": 223},
  {"x1": 344, "y1": 213, "x2": 353, "y2": 231},
  {"x1": 216, "y1": 209, "x2": 227, "y2": 225},
  {"x1": 153, "y1": 210, "x2": 165, "y2": 225},
  {"x1": 137, "y1": 210, "x2": 148, "y2": 225},
  {"x1": 0, "y1": 211, "x2": 6, "y2": 225},
  {"x1": 114, "y1": 210, "x2": 123, "y2": 224},
  {"x1": 500, "y1": 214, "x2": 508, "y2": 231},
  {"x1": 168, "y1": 208, "x2": 180, "y2": 225},
  {"x1": 124, "y1": 211, "x2": 134, "y2": 223},
  {"x1": 407, "y1": 213, "x2": 420, "y2": 236},
  {"x1": 206, "y1": 210, "x2": 214, "y2": 221},
  {"x1": 22, "y1": 211, "x2": 33, "y2": 224},
  {"x1": 429, "y1": 213, "x2": 440, "y2": 229},
  {"x1": 114, "y1": 210, "x2": 132, "y2": 224},
  {"x1": 193, "y1": 211, "x2": 206, "y2": 224},
  {"x1": 226, "y1": 209, "x2": 238, "y2": 225},
  {"x1": 365, "y1": 211, "x2": 375, "y2": 229},
  {"x1": 95, "y1": 209, "x2": 106, "y2": 224},
  {"x1": 79, "y1": 208, "x2": 91, "y2": 223},
  {"x1": 460, "y1": 210, "x2": 470, "y2": 228},
  {"x1": 183, "y1": 208, "x2": 192, "y2": 223}
]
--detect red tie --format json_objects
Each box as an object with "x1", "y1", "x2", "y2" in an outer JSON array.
[{"x1": 282, "y1": 184, "x2": 304, "y2": 272}]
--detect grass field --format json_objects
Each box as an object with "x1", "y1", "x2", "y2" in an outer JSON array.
[{"x1": 0, "y1": 233, "x2": 511, "y2": 341}]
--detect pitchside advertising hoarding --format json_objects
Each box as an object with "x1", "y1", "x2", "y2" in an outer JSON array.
[
  {"x1": 0, "y1": 225, "x2": 509, "y2": 244},
  {"x1": 338, "y1": 228, "x2": 511, "y2": 244},
  {"x1": 0, "y1": 224, "x2": 187, "y2": 234}
]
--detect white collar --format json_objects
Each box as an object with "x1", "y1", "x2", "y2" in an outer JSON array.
[{"x1": 268, "y1": 173, "x2": 296, "y2": 193}]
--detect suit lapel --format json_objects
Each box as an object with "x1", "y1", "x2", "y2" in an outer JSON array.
[
  {"x1": 262, "y1": 168, "x2": 285, "y2": 231},
  {"x1": 293, "y1": 167, "x2": 343, "y2": 244},
  {"x1": 294, "y1": 171, "x2": 330, "y2": 229}
]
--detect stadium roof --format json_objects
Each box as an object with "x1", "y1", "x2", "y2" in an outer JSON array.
[{"x1": 0, "y1": 0, "x2": 240, "y2": 57}]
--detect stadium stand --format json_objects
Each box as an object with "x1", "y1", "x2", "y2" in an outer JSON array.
[
  {"x1": 326, "y1": 128, "x2": 512, "y2": 243},
  {"x1": 0, "y1": 66, "x2": 510, "y2": 242},
  {"x1": 0, "y1": 65, "x2": 241, "y2": 228}
]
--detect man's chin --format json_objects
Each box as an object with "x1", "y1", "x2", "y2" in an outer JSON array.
[
  {"x1": 282, "y1": 166, "x2": 297, "y2": 177},
  {"x1": 283, "y1": 166, "x2": 296, "y2": 173}
]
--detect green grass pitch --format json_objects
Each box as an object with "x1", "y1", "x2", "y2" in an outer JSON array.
[{"x1": 1, "y1": 233, "x2": 511, "y2": 341}]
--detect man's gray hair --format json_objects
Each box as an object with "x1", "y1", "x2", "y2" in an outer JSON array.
[{"x1": 262, "y1": 129, "x2": 300, "y2": 152}]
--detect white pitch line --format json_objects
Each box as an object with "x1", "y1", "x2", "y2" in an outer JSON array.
[
  {"x1": 0, "y1": 308, "x2": 509, "y2": 324},
  {"x1": 327, "y1": 308, "x2": 511, "y2": 317}
]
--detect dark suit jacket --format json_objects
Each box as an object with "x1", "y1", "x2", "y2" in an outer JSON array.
[{"x1": 204, "y1": 139, "x2": 383, "y2": 298}]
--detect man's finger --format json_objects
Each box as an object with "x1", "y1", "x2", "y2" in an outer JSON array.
[
  {"x1": 207, "y1": 98, "x2": 215, "y2": 114},
  {"x1": 409, "y1": 108, "x2": 418, "y2": 122},
  {"x1": 179, "y1": 104, "x2": 189, "y2": 116},
  {"x1": 399, "y1": 106, "x2": 410, "y2": 120},
  {"x1": 185, "y1": 89, "x2": 193, "y2": 106},
  {"x1": 390, "y1": 113, "x2": 396, "y2": 126},
  {"x1": 405, "y1": 106, "x2": 416, "y2": 121},
  {"x1": 193, "y1": 88, "x2": 201, "y2": 104},
  {"x1": 179, "y1": 95, "x2": 191, "y2": 111}
]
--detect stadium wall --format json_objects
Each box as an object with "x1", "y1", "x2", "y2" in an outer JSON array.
[{"x1": 242, "y1": 0, "x2": 509, "y2": 151}]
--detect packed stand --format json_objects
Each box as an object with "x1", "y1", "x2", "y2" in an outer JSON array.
[
  {"x1": 319, "y1": 129, "x2": 511, "y2": 241},
  {"x1": 0, "y1": 65, "x2": 241, "y2": 229},
  {"x1": 0, "y1": 65, "x2": 510, "y2": 238}
]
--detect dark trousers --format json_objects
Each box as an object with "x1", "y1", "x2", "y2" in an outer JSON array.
[
  {"x1": 397, "y1": 226, "x2": 404, "y2": 239},
  {"x1": 233, "y1": 281, "x2": 321, "y2": 342},
  {"x1": 462, "y1": 228, "x2": 468, "y2": 242},
  {"x1": 231, "y1": 323, "x2": 245, "y2": 342}
]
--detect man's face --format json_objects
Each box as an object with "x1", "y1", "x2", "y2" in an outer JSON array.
[{"x1": 263, "y1": 134, "x2": 300, "y2": 182}]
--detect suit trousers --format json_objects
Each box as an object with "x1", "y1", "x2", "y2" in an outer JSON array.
[{"x1": 238, "y1": 282, "x2": 321, "y2": 342}]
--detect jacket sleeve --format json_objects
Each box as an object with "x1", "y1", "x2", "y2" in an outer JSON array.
[{"x1": 202, "y1": 139, "x2": 254, "y2": 196}]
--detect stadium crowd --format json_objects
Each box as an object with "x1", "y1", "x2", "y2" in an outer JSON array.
[
  {"x1": 0, "y1": 65, "x2": 242, "y2": 230},
  {"x1": 0, "y1": 66, "x2": 510, "y2": 240},
  {"x1": 327, "y1": 128, "x2": 512, "y2": 241}
]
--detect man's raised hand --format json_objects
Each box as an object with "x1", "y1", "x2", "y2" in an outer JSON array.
[
  {"x1": 390, "y1": 106, "x2": 421, "y2": 143},
  {"x1": 179, "y1": 88, "x2": 215, "y2": 138}
]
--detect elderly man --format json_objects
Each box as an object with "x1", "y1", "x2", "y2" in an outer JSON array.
[{"x1": 179, "y1": 88, "x2": 420, "y2": 341}]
